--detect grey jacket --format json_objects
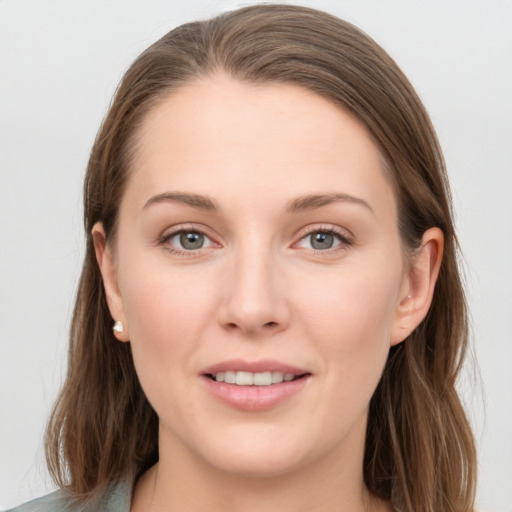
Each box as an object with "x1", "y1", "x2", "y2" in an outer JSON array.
[{"x1": 4, "y1": 479, "x2": 131, "y2": 512}]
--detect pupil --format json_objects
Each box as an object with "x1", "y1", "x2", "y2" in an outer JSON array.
[
  {"x1": 311, "y1": 232, "x2": 333, "y2": 250},
  {"x1": 180, "y1": 232, "x2": 204, "y2": 250}
]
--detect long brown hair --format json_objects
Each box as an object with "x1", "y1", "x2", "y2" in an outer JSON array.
[{"x1": 45, "y1": 4, "x2": 476, "y2": 511}]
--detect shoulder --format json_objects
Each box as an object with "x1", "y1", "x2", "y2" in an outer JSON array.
[
  {"x1": 3, "y1": 489, "x2": 73, "y2": 512},
  {"x1": 4, "y1": 479, "x2": 132, "y2": 512}
]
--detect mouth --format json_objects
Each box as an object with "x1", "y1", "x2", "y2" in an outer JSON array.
[
  {"x1": 200, "y1": 360, "x2": 311, "y2": 411},
  {"x1": 206, "y1": 370, "x2": 308, "y2": 386}
]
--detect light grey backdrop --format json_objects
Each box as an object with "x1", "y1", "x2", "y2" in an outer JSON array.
[{"x1": 1, "y1": 0, "x2": 511, "y2": 510}]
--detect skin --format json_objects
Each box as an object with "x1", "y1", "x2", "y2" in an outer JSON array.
[{"x1": 93, "y1": 75, "x2": 443, "y2": 512}]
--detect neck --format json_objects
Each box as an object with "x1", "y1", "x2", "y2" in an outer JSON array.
[{"x1": 132, "y1": 424, "x2": 390, "y2": 512}]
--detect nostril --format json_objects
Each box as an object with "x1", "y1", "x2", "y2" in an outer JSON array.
[{"x1": 220, "y1": 316, "x2": 283, "y2": 333}]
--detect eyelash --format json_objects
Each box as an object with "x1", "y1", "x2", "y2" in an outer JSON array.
[
  {"x1": 159, "y1": 225, "x2": 217, "y2": 257},
  {"x1": 158, "y1": 225, "x2": 353, "y2": 256},
  {"x1": 295, "y1": 226, "x2": 353, "y2": 254}
]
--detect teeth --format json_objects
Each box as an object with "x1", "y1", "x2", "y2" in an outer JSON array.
[
  {"x1": 224, "y1": 371, "x2": 236, "y2": 384},
  {"x1": 236, "y1": 371, "x2": 254, "y2": 385},
  {"x1": 253, "y1": 371, "x2": 272, "y2": 386},
  {"x1": 271, "y1": 371, "x2": 283, "y2": 383},
  {"x1": 214, "y1": 370, "x2": 299, "y2": 386}
]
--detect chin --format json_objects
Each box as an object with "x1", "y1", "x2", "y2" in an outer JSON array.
[
  {"x1": 208, "y1": 449, "x2": 308, "y2": 479},
  {"x1": 195, "y1": 428, "x2": 318, "y2": 478}
]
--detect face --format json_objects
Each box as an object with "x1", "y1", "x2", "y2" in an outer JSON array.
[{"x1": 96, "y1": 75, "x2": 427, "y2": 479}]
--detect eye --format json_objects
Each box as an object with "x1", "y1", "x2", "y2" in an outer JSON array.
[
  {"x1": 163, "y1": 229, "x2": 215, "y2": 252},
  {"x1": 296, "y1": 229, "x2": 350, "y2": 251}
]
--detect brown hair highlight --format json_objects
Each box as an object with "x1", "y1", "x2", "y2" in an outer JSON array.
[{"x1": 45, "y1": 5, "x2": 476, "y2": 511}]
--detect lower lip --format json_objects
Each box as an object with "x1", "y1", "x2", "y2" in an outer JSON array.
[{"x1": 201, "y1": 375, "x2": 310, "y2": 411}]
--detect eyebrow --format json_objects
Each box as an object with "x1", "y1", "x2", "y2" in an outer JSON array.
[
  {"x1": 285, "y1": 193, "x2": 374, "y2": 215},
  {"x1": 143, "y1": 191, "x2": 373, "y2": 215},
  {"x1": 143, "y1": 192, "x2": 219, "y2": 211}
]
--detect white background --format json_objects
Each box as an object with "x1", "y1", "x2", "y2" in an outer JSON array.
[{"x1": 1, "y1": 1, "x2": 511, "y2": 510}]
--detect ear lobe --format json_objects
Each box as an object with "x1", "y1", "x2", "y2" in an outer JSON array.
[
  {"x1": 391, "y1": 227, "x2": 444, "y2": 346},
  {"x1": 92, "y1": 222, "x2": 130, "y2": 342}
]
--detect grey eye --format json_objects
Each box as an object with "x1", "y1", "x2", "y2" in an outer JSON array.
[
  {"x1": 310, "y1": 232, "x2": 335, "y2": 250},
  {"x1": 163, "y1": 229, "x2": 216, "y2": 254},
  {"x1": 296, "y1": 230, "x2": 346, "y2": 251},
  {"x1": 179, "y1": 231, "x2": 205, "y2": 250}
]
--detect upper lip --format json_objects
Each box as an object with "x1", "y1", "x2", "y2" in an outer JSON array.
[{"x1": 201, "y1": 359, "x2": 310, "y2": 376}]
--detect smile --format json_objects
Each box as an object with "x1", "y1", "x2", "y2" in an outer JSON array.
[
  {"x1": 201, "y1": 360, "x2": 311, "y2": 411},
  {"x1": 209, "y1": 371, "x2": 300, "y2": 385}
]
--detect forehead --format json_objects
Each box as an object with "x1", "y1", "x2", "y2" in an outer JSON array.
[
  {"x1": 134, "y1": 75, "x2": 378, "y2": 163},
  {"x1": 125, "y1": 75, "x2": 396, "y2": 219}
]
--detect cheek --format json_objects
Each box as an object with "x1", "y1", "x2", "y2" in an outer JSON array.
[
  {"x1": 299, "y1": 269, "x2": 400, "y2": 423},
  {"x1": 120, "y1": 239, "x2": 215, "y2": 326},
  {"x1": 296, "y1": 258, "x2": 402, "y2": 408},
  {"x1": 117, "y1": 255, "x2": 218, "y2": 384},
  {"x1": 118, "y1": 264, "x2": 222, "y2": 426},
  {"x1": 298, "y1": 260, "x2": 401, "y2": 353}
]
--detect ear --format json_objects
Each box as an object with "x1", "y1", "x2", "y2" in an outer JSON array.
[
  {"x1": 92, "y1": 222, "x2": 130, "y2": 342},
  {"x1": 391, "y1": 227, "x2": 444, "y2": 346}
]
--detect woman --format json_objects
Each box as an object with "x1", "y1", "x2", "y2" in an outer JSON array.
[{"x1": 7, "y1": 4, "x2": 476, "y2": 512}]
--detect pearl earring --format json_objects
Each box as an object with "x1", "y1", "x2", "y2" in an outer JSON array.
[{"x1": 113, "y1": 320, "x2": 124, "y2": 333}]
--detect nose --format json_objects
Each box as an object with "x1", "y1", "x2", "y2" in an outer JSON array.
[{"x1": 217, "y1": 244, "x2": 291, "y2": 337}]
